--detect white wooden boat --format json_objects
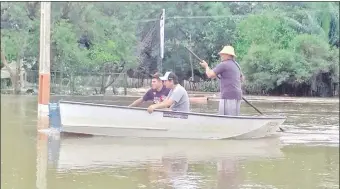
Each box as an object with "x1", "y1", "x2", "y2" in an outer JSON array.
[
  {"x1": 58, "y1": 101, "x2": 286, "y2": 140},
  {"x1": 52, "y1": 136, "x2": 283, "y2": 171}
]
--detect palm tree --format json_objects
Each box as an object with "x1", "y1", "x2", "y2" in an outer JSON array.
[{"x1": 282, "y1": 2, "x2": 339, "y2": 47}]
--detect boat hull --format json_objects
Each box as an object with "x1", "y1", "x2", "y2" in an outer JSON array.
[{"x1": 59, "y1": 101, "x2": 286, "y2": 140}]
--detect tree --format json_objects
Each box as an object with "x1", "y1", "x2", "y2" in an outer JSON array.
[
  {"x1": 1, "y1": 2, "x2": 39, "y2": 94},
  {"x1": 1, "y1": 2, "x2": 338, "y2": 96}
]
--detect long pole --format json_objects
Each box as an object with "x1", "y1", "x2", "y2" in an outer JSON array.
[
  {"x1": 38, "y1": 2, "x2": 51, "y2": 118},
  {"x1": 189, "y1": 33, "x2": 194, "y2": 81}
]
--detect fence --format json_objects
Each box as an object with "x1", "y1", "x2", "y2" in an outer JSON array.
[
  {"x1": 22, "y1": 70, "x2": 131, "y2": 95},
  {"x1": 0, "y1": 70, "x2": 221, "y2": 95},
  {"x1": 11, "y1": 69, "x2": 331, "y2": 96}
]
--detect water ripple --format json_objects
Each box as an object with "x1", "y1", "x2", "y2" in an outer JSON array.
[{"x1": 280, "y1": 124, "x2": 339, "y2": 146}]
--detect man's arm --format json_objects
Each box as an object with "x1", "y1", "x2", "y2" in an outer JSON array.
[
  {"x1": 150, "y1": 98, "x2": 174, "y2": 109},
  {"x1": 206, "y1": 63, "x2": 225, "y2": 79},
  {"x1": 205, "y1": 66, "x2": 218, "y2": 79},
  {"x1": 151, "y1": 88, "x2": 182, "y2": 110},
  {"x1": 128, "y1": 97, "x2": 144, "y2": 107},
  {"x1": 240, "y1": 73, "x2": 245, "y2": 84},
  {"x1": 129, "y1": 89, "x2": 153, "y2": 107}
]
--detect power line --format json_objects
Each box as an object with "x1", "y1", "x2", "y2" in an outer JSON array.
[
  {"x1": 137, "y1": 15, "x2": 246, "y2": 23},
  {"x1": 136, "y1": 9, "x2": 337, "y2": 23}
]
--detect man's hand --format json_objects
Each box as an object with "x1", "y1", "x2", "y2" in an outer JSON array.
[
  {"x1": 147, "y1": 104, "x2": 156, "y2": 114},
  {"x1": 199, "y1": 60, "x2": 209, "y2": 69},
  {"x1": 128, "y1": 98, "x2": 143, "y2": 107},
  {"x1": 240, "y1": 74, "x2": 246, "y2": 83},
  {"x1": 147, "y1": 99, "x2": 173, "y2": 113}
]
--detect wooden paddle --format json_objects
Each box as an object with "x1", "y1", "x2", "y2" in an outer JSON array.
[{"x1": 184, "y1": 46, "x2": 285, "y2": 132}]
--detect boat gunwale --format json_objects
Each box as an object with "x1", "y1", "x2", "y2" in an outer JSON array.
[{"x1": 58, "y1": 100, "x2": 286, "y2": 120}]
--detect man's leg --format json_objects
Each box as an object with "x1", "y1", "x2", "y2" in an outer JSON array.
[
  {"x1": 225, "y1": 99, "x2": 235, "y2": 115},
  {"x1": 218, "y1": 99, "x2": 226, "y2": 115},
  {"x1": 234, "y1": 100, "x2": 241, "y2": 116},
  {"x1": 219, "y1": 99, "x2": 233, "y2": 115},
  {"x1": 219, "y1": 99, "x2": 241, "y2": 116}
]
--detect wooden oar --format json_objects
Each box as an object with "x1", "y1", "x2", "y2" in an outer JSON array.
[{"x1": 184, "y1": 46, "x2": 285, "y2": 132}]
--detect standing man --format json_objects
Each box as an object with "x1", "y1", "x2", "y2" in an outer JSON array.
[
  {"x1": 129, "y1": 73, "x2": 170, "y2": 107},
  {"x1": 199, "y1": 45, "x2": 243, "y2": 116},
  {"x1": 147, "y1": 72, "x2": 190, "y2": 113}
]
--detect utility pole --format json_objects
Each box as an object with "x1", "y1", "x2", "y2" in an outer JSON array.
[
  {"x1": 36, "y1": 4, "x2": 51, "y2": 189},
  {"x1": 38, "y1": 1, "x2": 51, "y2": 118},
  {"x1": 159, "y1": 9, "x2": 165, "y2": 73}
]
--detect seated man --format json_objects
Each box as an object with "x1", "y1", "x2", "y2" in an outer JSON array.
[
  {"x1": 147, "y1": 72, "x2": 190, "y2": 113},
  {"x1": 129, "y1": 73, "x2": 170, "y2": 107}
]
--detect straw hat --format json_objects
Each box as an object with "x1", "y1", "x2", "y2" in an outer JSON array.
[{"x1": 218, "y1": 46, "x2": 237, "y2": 57}]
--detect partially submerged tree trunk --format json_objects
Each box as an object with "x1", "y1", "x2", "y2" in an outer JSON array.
[
  {"x1": 98, "y1": 62, "x2": 127, "y2": 94},
  {"x1": 0, "y1": 49, "x2": 21, "y2": 94},
  {"x1": 98, "y1": 65, "x2": 117, "y2": 94},
  {"x1": 99, "y1": 73, "x2": 117, "y2": 94},
  {"x1": 14, "y1": 52, "x2": 22, "y2": 94}
]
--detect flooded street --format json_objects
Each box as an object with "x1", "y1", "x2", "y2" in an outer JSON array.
[{"x1": 1, "y1": 95, "x2": 339, "y2": 189}]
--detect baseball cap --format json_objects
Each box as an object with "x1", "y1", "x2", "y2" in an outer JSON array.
[{"x1": 159, "y1": 72, "x2": 178, "y2": 81}]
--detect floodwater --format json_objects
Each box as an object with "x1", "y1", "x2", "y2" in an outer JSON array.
[{"x1": 1, "y1": 95, "x2": 339, "y2": 189}]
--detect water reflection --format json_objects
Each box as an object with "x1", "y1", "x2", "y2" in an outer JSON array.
[
  {"x1": 35, "y1": 134, "x2": 339, "y2": 189},
  {"x1": 36, "y1": 132, "x2": 48, "y2": 189},
  {"x1": 52, "y1": 136, "x2": 283, "y2": 171},
  {"x1": 44, "y1": 135, "x2": 283, "y2": 189}
]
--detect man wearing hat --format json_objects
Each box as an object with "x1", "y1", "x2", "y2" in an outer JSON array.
[
  {"x1": 199, "y1": 45, "x2": 243, "y2": 116},
  {"x1": 147, "y1": 71, "x2": 190, "y2": 113}
]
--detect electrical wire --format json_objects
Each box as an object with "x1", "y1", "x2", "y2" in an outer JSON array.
[{"x1": 135, "y1": 9, "x2": 337, "y2": 23}]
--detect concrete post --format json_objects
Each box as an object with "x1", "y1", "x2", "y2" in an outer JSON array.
[{"x1": 38, "y1": 2, "x2": 51, "y2": 118}]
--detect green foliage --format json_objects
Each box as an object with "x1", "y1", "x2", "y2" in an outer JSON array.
[
  {"x1": 1, "y1": 2, "x2": 36, "y2": 62},
  {"x1": 289, "y1": 34, "x2": 331, "y2": 77},
  {"x1": 235, "y1": 13, "x2": 297, "y2": 60},
  {"x1": 52, "y1": 19, "x2": 89, "y2": 71},
  {"x1": 1, "y1": 2, "x2": 338, "y2": 96},
  {"x1": 241, "y1": 32, "x2": 338, "y2": 93}
]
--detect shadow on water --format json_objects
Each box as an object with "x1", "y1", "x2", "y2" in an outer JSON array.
[{"x1": 1, "y1": 95, "x2": 339, "y2": 189}]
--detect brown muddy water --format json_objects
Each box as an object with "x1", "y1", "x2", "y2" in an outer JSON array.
[{"x1": 1, "y1": 95, "x2": 339, "y2": 189}]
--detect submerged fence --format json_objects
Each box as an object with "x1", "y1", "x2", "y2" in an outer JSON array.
[
  {"x1": 2, "y1": 69, "x2": 338, "y2": 96},
  {"x1": 1, "y1": 70, "x2": 219, "y2": 95}
]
